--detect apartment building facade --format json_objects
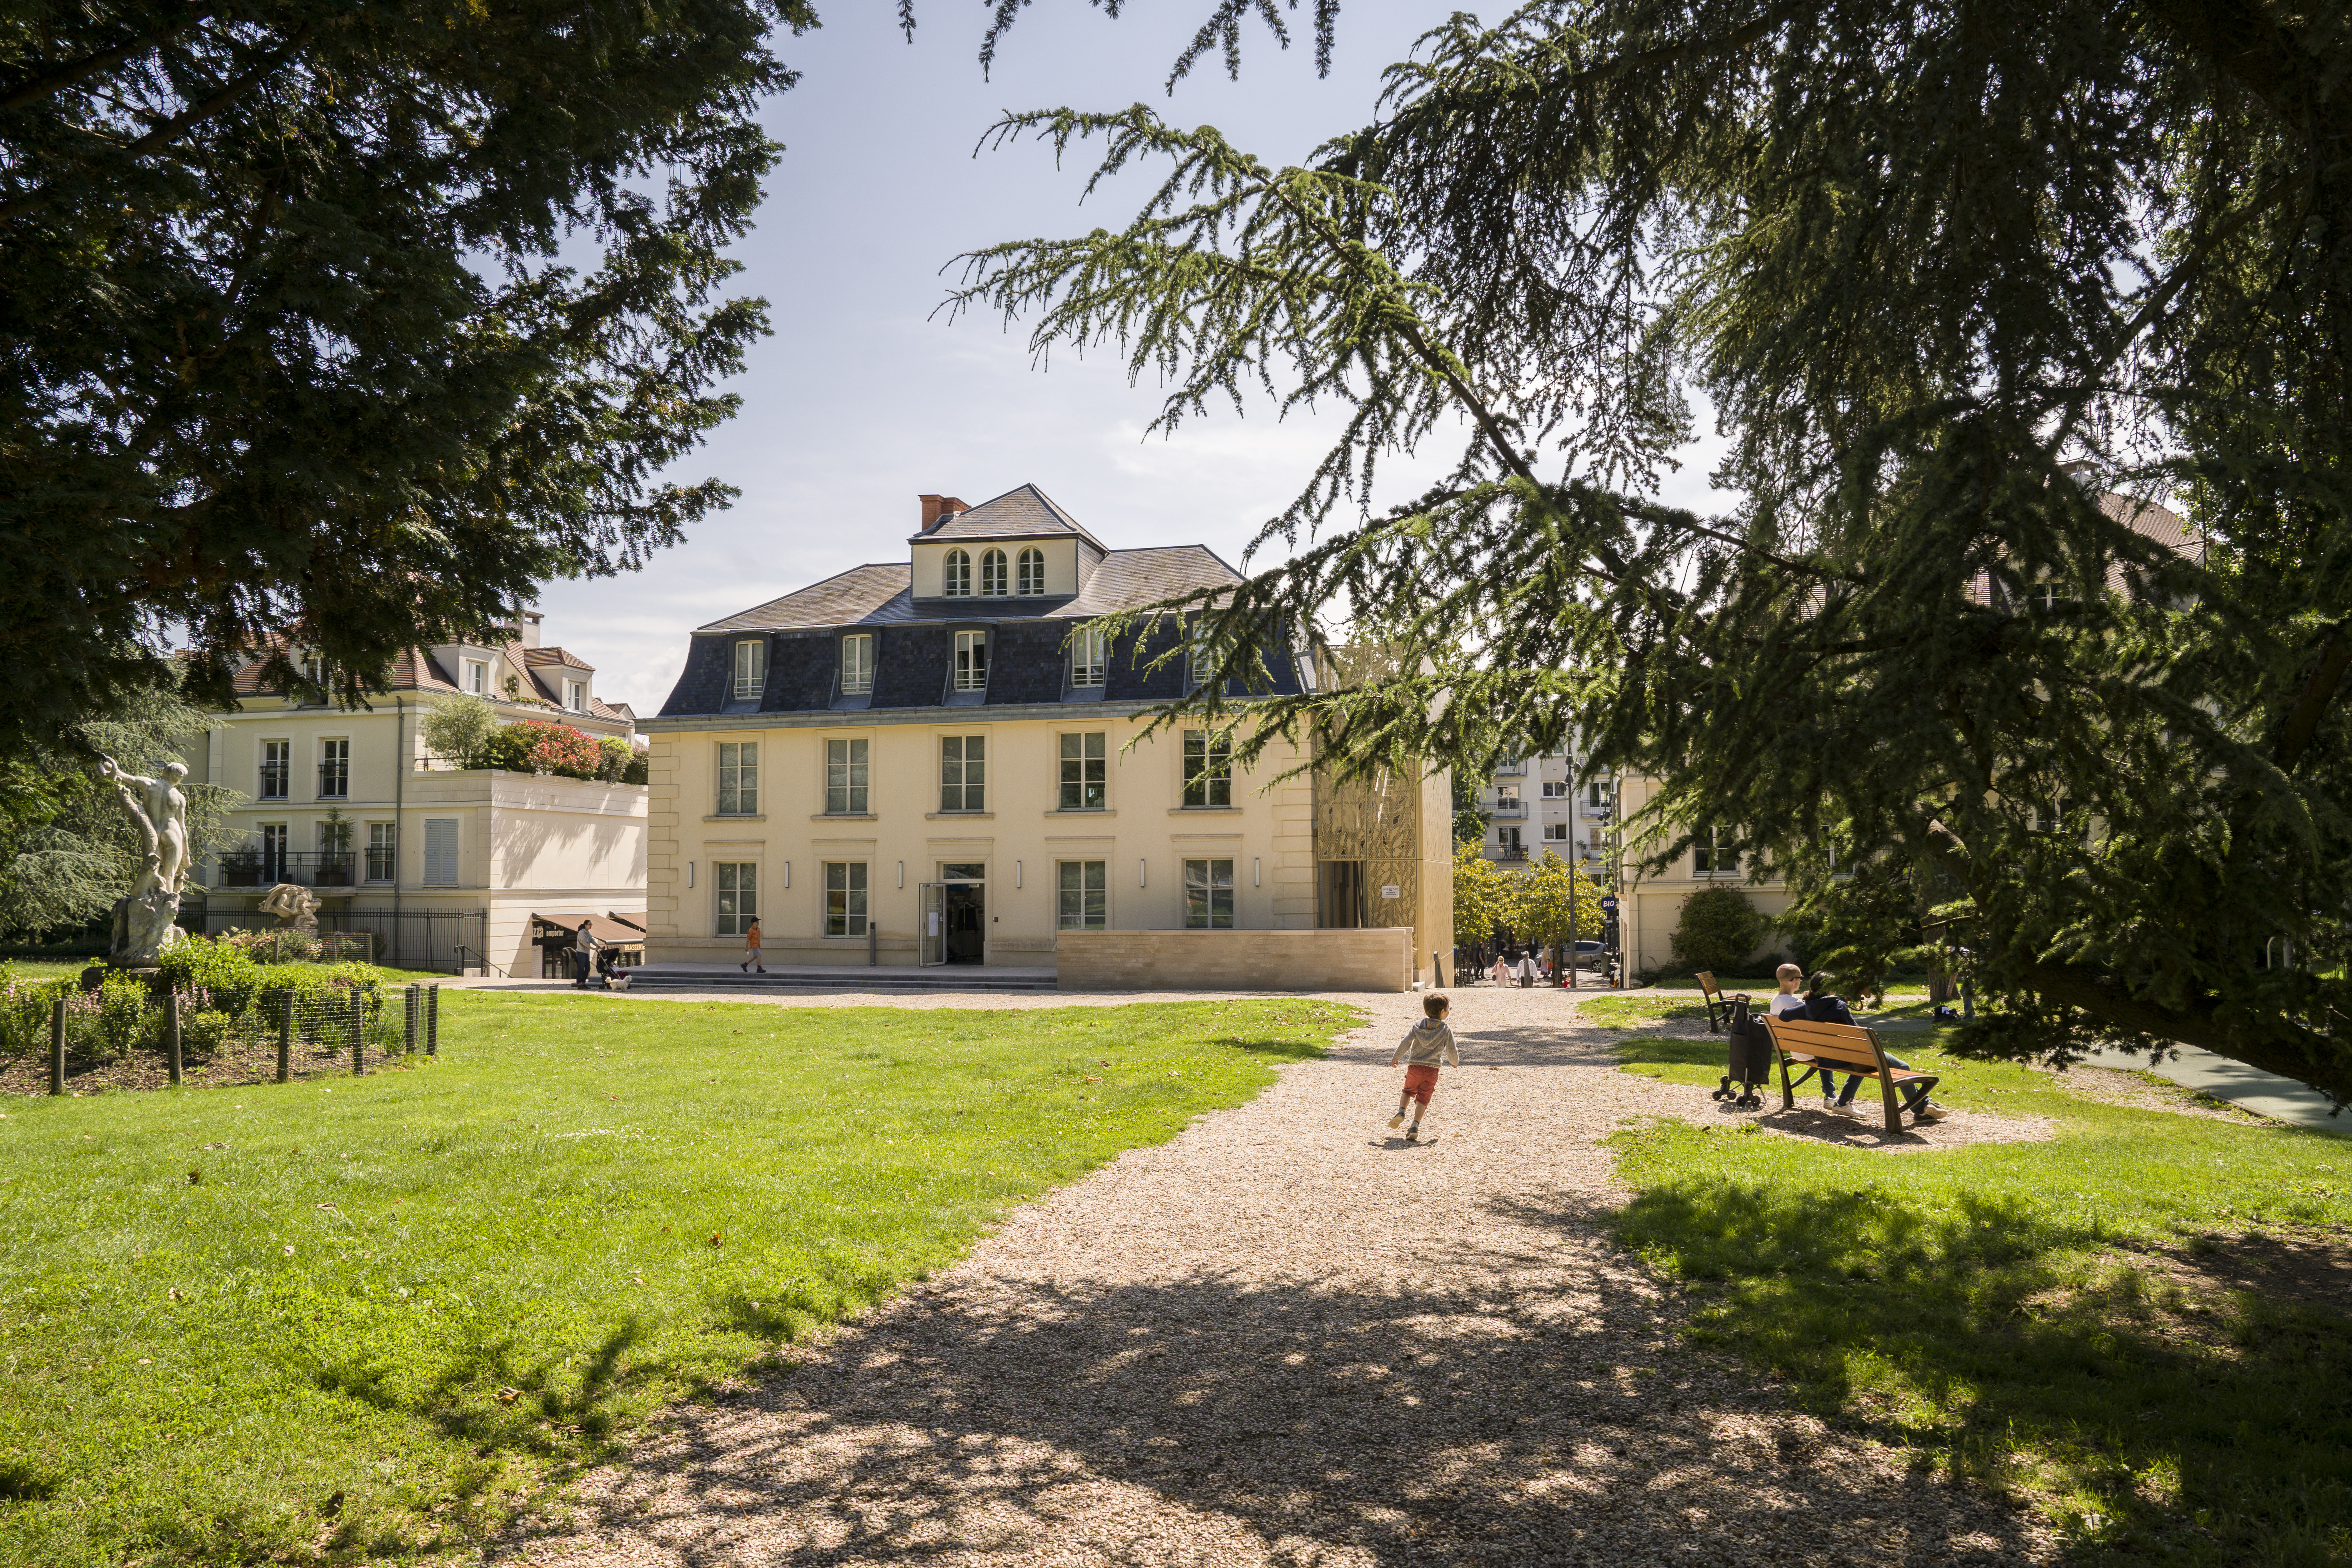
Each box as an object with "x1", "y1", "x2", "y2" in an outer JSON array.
[
  {"x1": 639, "y1": 485, "x2": 1452, "y2": 983},
  {"x1": 181, "y1": 613, "x2": 648, "y2": 975}
]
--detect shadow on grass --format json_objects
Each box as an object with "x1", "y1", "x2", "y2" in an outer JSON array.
[
  {"x1": 1206, "y1": 1034, "x2": 1331, "y2": 1061},
  {"x1": 1610, "y1": 1175, "x2": 2352, "y2": 1564}
]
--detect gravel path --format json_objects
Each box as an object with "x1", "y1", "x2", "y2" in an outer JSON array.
[{"x1": 505, "y1": 987, "x2": 2049, "y2": 1566}]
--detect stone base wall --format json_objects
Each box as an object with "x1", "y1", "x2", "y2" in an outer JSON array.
[{"x1": 1056, "y1": 928, "x2": 1413, "y2": 993}]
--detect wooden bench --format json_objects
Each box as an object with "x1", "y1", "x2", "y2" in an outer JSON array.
[
  {"x1": 1760, "y1": 1015, "x2": 1941, "y2": 1133},
  {"x1": 1695, "y1": 970, "x2": 1735, "y2": 1033}
]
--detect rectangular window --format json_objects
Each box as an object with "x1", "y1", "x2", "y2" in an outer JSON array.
[
  {"x1": 825, "y1": 738, "x2": 868, "y2": 814},
  {"x1": 953, "y1": 630, "x2": 988, "y2": 692},
  {"x1": 732, "y1": 639, "x2": 766, "y2": 700},
  {"x1": 1543, "y1": 822, "x2": 1568, "y2": 840},
  {"x1": 423, "y1": 818, "x2": 459, "y2": 885},
  {"x1": 464, "y1": 660, "x2": 487, "y2": 696},
  {"x1": 565, "y1": 679, "x2": 585, "y2": 711},
  {"x1": 259, "y1": 823, "x2": 289, "y2": 882},
  {"x1": 1182, "y1": 730, "x2": 1231, "y2": 808},
  {"x1": 1587, "y1": 781, "x2": 1607, "y2": 808},
  {"x1": 1497, "y1": 826, "x2": 1522, "y2": 858},
  {"x1": 1542, "y1": 781, "x2": 1568, "y2": 797},
  {"x1": 1069, "y1": 625, "x2": 1106, "y2": 688},
  {"x1": 1057, "y1": 860, "x2": 1107, "y2": 930},
  {"x1": 839, "y1": 633, "x2": 874, "y2": 695},
  {"x1": 1183, "y1": 858, "x2": 1235, "y2": 928},
  {"x1": 939, "y1": 735, "x2": 986, "y2": 812},
  {"x1": 317, "y1": 738, "x2": 349, "y2": 798},
  {"x1": 824, "y1": 861, "x2": 868, "y2": 937},
  {"x1": 1059, "y1": 731, "x2": 1107, "y2": 810},
  {"x1": 716, "y1": 741, "x2": 758, "y2": 815},
  {"x1": 1694, "y1": 823, "x2": 1738, "y2": 876},
  {"x1": 1496, "y1": 784, "x2": 1520, "y2": 808},
  {"x1": 365, "y1": 822, "x2": 396, "y2": 882},
  {"x1": 714, "y1": 861, "x2": 758, "y2": 936},
  {"x1": 259, "y1": 740, "x2": 290, "y2": 800}
]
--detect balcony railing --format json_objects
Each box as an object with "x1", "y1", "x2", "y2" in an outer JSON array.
[
  {"x1": 1491, "y1": 801, "x2": 1526, "y2": 818},
  {"x1": 258, "y1": 765, "x2": 289, "y2": 800},
  {"x1": 214, "y1": 849, "x2": 360, "y2": 888},
  {"x1": 317, "y1": 763, "x2": 348, "y2": 798}
]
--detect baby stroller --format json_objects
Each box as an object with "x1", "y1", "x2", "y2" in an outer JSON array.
[{"x1": 1710, "y1": 995, "x2": 1772, "y2": 1110}]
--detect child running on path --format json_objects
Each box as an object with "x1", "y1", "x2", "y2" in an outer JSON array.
[{"x1": 1387, "y1": 993, "x2": 1460, "y2": 1142}]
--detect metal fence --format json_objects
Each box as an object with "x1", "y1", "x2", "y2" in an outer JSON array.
[
  {"x1": 11, "y1": 983, "x2": 445, "y2": 1095},
  {"x1": 200, "y1": 908, "x2": 487, "y2": 973}
]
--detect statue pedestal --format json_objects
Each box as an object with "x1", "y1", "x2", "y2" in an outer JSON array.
[{"x1": 107, "y1": 890, "x2": 186, "y2": 970}]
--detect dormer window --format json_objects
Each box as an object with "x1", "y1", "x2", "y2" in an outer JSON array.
[
  {"x1": 953, "y1": 630, "x2": 988, "y2": 692},
  {"x1": 839, "y1": 633, "x2": 874, "y2": 695},
  {"x1": 732, "y1": 638, "x2": 765, "y2": 700},
  {"x1": 1069, "y1": 625, "x2": 1106, "y2": 688},
  {"x1": 1017, "y1": 547, "x2": 1046, "y2": 595},
  {"x1": 980, "y1": 548, "x2": 1008, "y2": 596},
  {"x1": 564, "y1": 679, "x2": 585, "y2": 712},
  {"x1": 463, "y1": 658, "x2": 487, "y2": 696},
  {"x1": 942, "y1": 549, "x2": 972, "y2": 597}
]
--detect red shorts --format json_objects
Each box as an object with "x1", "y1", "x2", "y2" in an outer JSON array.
[{"x1": 1402, "y1": 1063, "x2": 1441, "y2": 1105}]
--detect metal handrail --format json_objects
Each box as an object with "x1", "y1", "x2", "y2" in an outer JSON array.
[{"x1": 453, "y1": 944, "x2": 507, "y2": 978}]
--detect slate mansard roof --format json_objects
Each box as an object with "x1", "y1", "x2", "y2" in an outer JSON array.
[{"x1": 656, "y1": 486, "x2": 1306, "y2": 719}]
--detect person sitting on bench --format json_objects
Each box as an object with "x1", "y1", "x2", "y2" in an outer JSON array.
[{"x1": 1804, "y1": 970, "x2": 1937, "y2": 1117}]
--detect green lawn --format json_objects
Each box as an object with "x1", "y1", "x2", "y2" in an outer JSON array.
[
  {"x1": 0, "y1": 991, "x2": 1356, "y2": 1566},
  {"x1": 1604, "y1": 1026, "x2": 2352, "y2": 1565}
]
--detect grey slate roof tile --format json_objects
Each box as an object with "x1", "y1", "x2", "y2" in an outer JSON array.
[{"x1": 921, "y1": 483, "x2": 1107, "y2": 550}]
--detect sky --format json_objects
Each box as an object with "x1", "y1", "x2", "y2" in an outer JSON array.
[{"x1": 536, "y1": 1, "x2": 1728, "y2": 716}]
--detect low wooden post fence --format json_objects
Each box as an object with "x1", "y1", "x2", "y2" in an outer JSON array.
[
  {"x1": 349, "y1": 991, "x2": 365, "y2": 1077},
  {"x1": 403, "y1": 985, "x2": 419, "y2": 1054},
  {"x1": 49, "y1": 996, "x2": 65, "y2": 1095},
  {"x1": 166, "y1": 993, "x2": 183, "y2": 1086},
  {"x1": 275, "y1": 995, "x2": 293, "y2": 1085},
  {"x1": 426, "y1": 985, "x2": 439, "y2": 1055}
]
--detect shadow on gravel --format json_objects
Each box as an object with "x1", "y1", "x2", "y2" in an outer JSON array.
[{"x1": 516, "y1": 1235, "x2": 2042, "y2": 1566}]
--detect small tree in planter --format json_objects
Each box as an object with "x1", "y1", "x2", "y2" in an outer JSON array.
[
  {"x1": 421, "y1": 694, "x2": 500, "y2": 769},
  {"x1": 1669, "y1": 886, "x2": 1773, "y2": 978},
  {"x1": 519, "y1": 720, "x2": 603, "y2": 780},
  {"x1": 316, "y1": 807, "x2": 354, "y2": 885}
]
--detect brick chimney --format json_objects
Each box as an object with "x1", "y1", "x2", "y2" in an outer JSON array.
[{"x1": 918, "y1": 493, "x2": 969, "y2": 533}]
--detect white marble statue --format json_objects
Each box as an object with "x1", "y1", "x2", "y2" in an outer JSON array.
[
  {"x1": 259, "y1": 882, "x2": 323, "y2": 934},
  {"x1": 98, "y1": 755, "x2": 191, "y2": 966}
]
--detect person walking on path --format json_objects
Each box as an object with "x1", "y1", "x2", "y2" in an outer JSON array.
[
  {"x1": 741, "y1": 918, "x2": 765, "y2": 973},
  {"x1": 1515, "y1": 948, "x2": 1538, "y2": 989},
  {"x1": 1386, "y1": 993, "x2": 1461, "y2": 1142},
  {"x1": 572, "y1": 918, "x2": 600, "y2": 989}
]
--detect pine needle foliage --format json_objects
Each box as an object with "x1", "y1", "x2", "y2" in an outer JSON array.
[
  {"x1": 948, "y1": 3, "x2": 2352, "y2": 1099},
  {"x1": 0, "y1": 0, "x2": 810, "y2": 760}
]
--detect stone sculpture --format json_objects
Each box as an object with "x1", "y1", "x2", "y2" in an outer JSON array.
[
  {"x1": 258, "y1": 882, "x2": 323, "y2": 934},
  {"x1": 98, "y1": 755, "x2": 191, "y2": 967}
]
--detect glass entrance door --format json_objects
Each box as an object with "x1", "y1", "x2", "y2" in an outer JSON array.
[
  {"x1": 940, "y1": 862, "x2": 986, "y2": 965},
  {"x1": 918, "y1": 883, "x2": 946, "y2": 965}
]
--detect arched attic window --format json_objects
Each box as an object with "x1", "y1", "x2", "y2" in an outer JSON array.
[
  {"x1": 980, "y1": 548, "x2": 1008, "y2": 596},
  {"x1": 1017, "y1": 547, "x2": 1046, "y2": 595},
  {"x1": 942, "y1": 549, "x2": 971, "y2": 596}
]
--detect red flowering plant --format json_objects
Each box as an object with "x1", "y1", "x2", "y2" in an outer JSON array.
[{"x1": 518, "y1": 720, "x2": 604, "y2": 780}]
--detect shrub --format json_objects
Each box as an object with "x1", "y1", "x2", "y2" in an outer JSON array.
[
  {"x1": 474, "y1": 722, "x2": 535, "y2": 772},
  {"x1": 595, "y1": 735, "x2": 635, "y2": 782},
  {"x1": 421, "y1": 694, "x2": 501, "y2": 768},
  {"x1": 0, "y1": 967, "x2": 70, "y2": 1061},
  {"x1": 180, "y1": 1009, "x2": 234, "y2": 1058},
  {"x1": 1669, "y1": 886, "x2": 1773, "y2": 976},
  {"x1": 518, "y1": 719, "x2": 604, "y2": 780},
  {"x1": 622, "y1": 750, "x2": 648, "y2": 785},
  {"x1": 160, "y1": 935, "x2": 263, "y2": 996}
]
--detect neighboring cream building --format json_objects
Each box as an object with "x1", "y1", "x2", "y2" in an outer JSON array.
[
  {"x1": 638, "y1": 485, "x2": 1451, "y2": 987},
  {"x1": 1612, "y1": 772, "x2": 1789, "y2": 979},
  {"x1": 183, "y1": 614, "x2": 648, "y2": 976}
]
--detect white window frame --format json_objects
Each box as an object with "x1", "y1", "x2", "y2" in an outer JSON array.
[
  {"x1": 714, "y1": 861, "x2": 758, "y2": 936},
  {"x1": 979, "y1": 548, "x2": 1008, "y2": 596},
  {"x1": 1057, "y1": 859, "x2": 1108, "y2": 930},
  {"x1": 940, "y1": 734, "x2": 986, "y2": 812},
  {"x1": 942, "y1": 549, "x2": 972, "y2": 597},
  {"x1": 564, "y1": 679, "x2": 585, "y2": 711},
  {"x1": 1016, "y1": 547, "x2": 1047, "y2": 595},
  {"x1": 1181, "y1": 730, "x2": 1232, "y2": 808},
  {"x1": 1058, "y1": 731, "x2": 1107, "y2": 810},
  {"x1": 823, "y1": 860, "x2": 868, "y2": 938},
  {"x1": 717, "y1": 741, "x2": 758, "y2": 816},
  {"x1": 953, "y1": 630, "x2": 988, "y2": 692},
  {"x1": 839, "y1": 633, "x2": 874, "y2": 695},
  {"x1": 258, "y1": 738, "x2": 290, "y2": 800},
  {"x1": 464, "y1": 659, "x2": 487, "y2": 696},
  {"x1": 1694, "y1": 823, "x2": 1739, "y2": 876},
  {"x1": 1542, "y1": 822, "x2": 1568, "y2": 840},
  {"x1": 365, "y1": 822, "x2": 396, "y2": 883},
  {"x1": 317, "y1": 737, "x2": 349, "y2": 799},
  {"x1": 732, "y1": 638, "x2": 765, "y2": 701},
  {"x1": 825, "y1": 737, "x2": 868, "y2": 814},
  {"x1": 1069, "y1": 625, "x2": 1106, "y2": 688},
  {"x1": 1183, "y1": 858, "x2": 1235, "y2": 929}
]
